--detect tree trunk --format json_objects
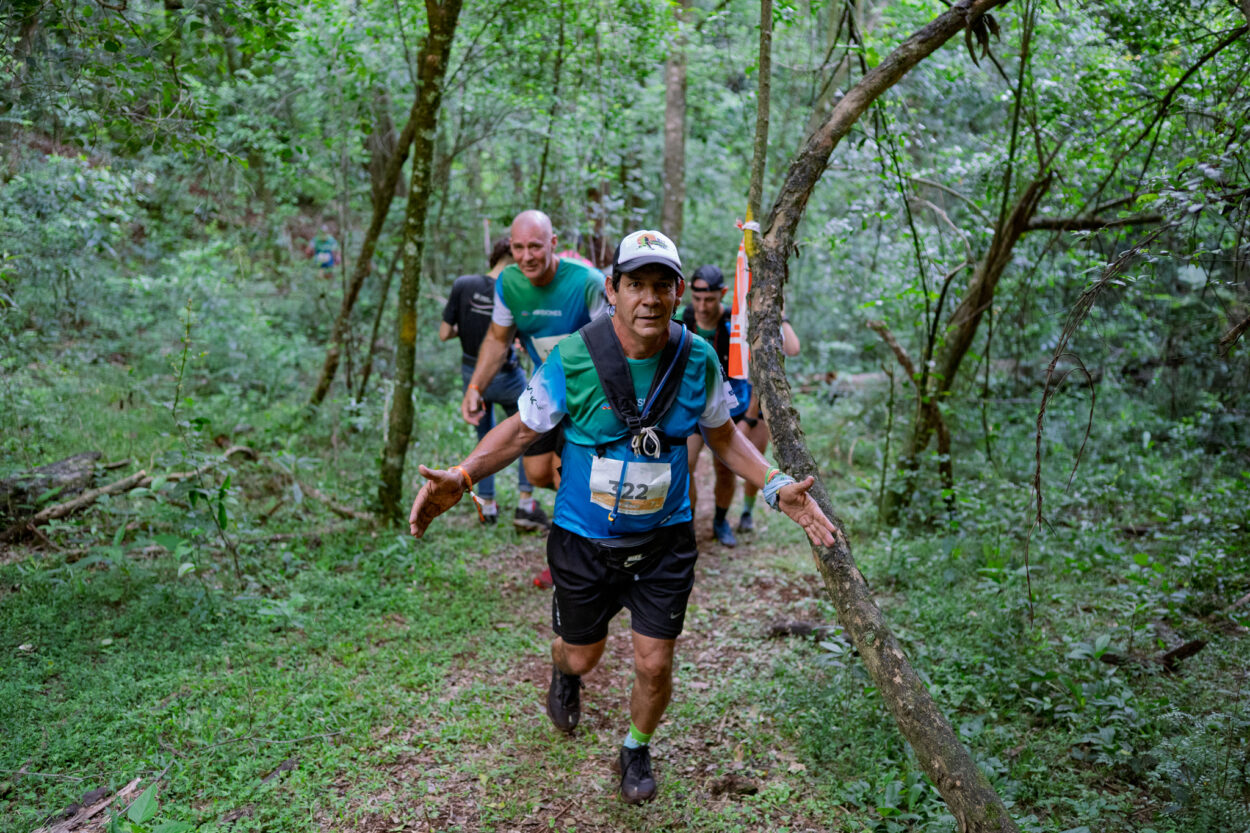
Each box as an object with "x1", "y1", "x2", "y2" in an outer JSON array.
[
  {"x1": 880, "y1": 174, "x2": 1050, "y2": 521},
  {"x1": 660, "y1": 0, "x2": 690, "y2": 243},
  {"x1": 367, "y1": 87, "x2": 404, "y2": 210},
  {"x1": 356, "y1": 243, "x2": 403, "y2": 401},
  {"x1": 309, "y1": 77, "x2": 428, "y2": 406},
  {"x1": 619, "y1": 147, "x2": 643, "y2": 237},
  {"x1": 533, "y1": 8, "x2": 566, "y2": 208},
  {"x1": 378, "y1": 0, "x2": 464, "y2": 523},
  {"x1": 749, "y1": 1, "x2": 1020, "y2": 830}
]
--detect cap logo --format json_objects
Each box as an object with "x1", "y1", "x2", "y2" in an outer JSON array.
[{"x1": 633, "y1": 232, "x2": 668, "y2": 250}]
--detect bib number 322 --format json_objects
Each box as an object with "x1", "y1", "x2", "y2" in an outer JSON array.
[{"x1": 589, "y1": 458, "x2": 670, "y2": 516}]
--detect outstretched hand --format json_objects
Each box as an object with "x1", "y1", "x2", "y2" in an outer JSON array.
[
  {"x1": 408, "y1": 465, "x2": 467, "y2": 538},
  {"x1": 777, "y1": 476, "x2": 838, "y2": 547}
]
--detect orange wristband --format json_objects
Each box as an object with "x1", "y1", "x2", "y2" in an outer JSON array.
[
  {"x1": 467, "y1": 383, "x2": 481, "y2": 393},
  {"x1": 450, "y1": 465, "x2": 473, "y2": 491},
  {"x1": 449, "y1": 465, "x2": 486, "y2": 524}
]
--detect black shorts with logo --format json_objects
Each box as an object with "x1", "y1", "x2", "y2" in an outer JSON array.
[{"x1": 548, "y1": 521, "x2": 698, "y2": 645}]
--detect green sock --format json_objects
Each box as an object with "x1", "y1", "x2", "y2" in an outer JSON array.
[
  {"x1": 743, "y1": 495, "x2": 756, "y2": 513},
  {"x1": 623, "y1": 722, "x2": 652, "y2": 749}
]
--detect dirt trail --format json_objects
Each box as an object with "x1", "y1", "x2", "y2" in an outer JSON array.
[{"x1": 338, "y1": 462, "x2": 839, "y2": 832}]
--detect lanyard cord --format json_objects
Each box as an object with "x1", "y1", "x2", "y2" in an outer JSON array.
[
  {"x1": 608, "y1": 460, "x2": 630, "y2": 525},
  {"x1": 639, "y1": 327, "x2": 686, "y2": 422}
]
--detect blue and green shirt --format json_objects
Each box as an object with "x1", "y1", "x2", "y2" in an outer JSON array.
[
  {"x1": 491, "y1": 258, "x2": 608, "y2": 365},
  {"x1": 519, "y1": 328, "x2": 736, "y2": 539}
]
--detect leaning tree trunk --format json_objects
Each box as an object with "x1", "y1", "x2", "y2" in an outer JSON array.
[
  {"x1": 378, "y1": 0, "x2": 464, "y2": 522},
  {"x1": 659, "y1": 0, "x2": 690, "y2": 244},
  {"x1": 880, "y1": 174, "x2": 1050, "y2": 521},
  {"x1": 309, "y1": 75, "x2": 430, "y2": 407},
  {"x1": 748, "y1": 1, "x2": 1020, "y2": 830}
]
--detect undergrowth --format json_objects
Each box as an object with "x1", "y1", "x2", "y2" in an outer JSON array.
[{"x1": 1, "y1": 235, "x2": 1247, "y2": 832}]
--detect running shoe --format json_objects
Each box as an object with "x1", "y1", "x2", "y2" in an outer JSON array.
[
  {"x1": 619, "y1": 745, "x2": 657, "y2": 804},
  {"x1": 712, "y1": 517, "x2": 737, "y2": 547},
  {"x1": 737, "y1": 511, "x2": 755, "y2": 533},
  {"x1": 546, "y1": 665, "x2": 582, "y2": 733},
  {"x1": 514, "y1": 503, "x2": 551, "y2": 532}
]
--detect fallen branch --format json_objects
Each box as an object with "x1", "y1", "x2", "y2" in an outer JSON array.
[
  {"x1": 32, "y1": 777, "x2": 141, "y2": 833},
  {"x1": 24, "y1": 471, "x2": 150, "y2": 526},
  {"x1": 2, "y1": 445, "x2": 371, "y2": 542},
  {"x1": 31, "y1": 445, "x2": 257, "y2": 527},
  {"x1": 1159, "y1": 639, "x2": 1207, "y2": 672}
]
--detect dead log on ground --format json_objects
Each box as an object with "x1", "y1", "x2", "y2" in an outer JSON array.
[
  {"x1": 1, "y1": 446, "x2": 372, "y2": 541},
  {"x1": 32, "y1": 777, "x2": 141, "y2": 833},
  {"x1": 0, "y1": 452, "x2": 101, "y2": 525}
]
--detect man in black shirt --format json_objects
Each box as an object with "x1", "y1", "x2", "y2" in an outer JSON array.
[{"x1": 440, "y1": 237, "x2": 540, "y2": 528}]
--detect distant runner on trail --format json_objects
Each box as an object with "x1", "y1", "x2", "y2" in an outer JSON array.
[
  {"x1": 439, "y1": 236, "x2": 534, "y2": 526},
  {"x1": 681, "y1": 264, "x2": 801, "y2": 545},
  {"x1": 306, "y1": 225, "x2": 341, "y2": 276},
  {"x1": 409, "y1": 229, "x2": 836, "y2": 805},
  {"x1": 460, "y1": 209, "x2": 608, "y2": 537}
]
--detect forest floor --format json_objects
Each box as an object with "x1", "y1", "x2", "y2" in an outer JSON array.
[
  {"x1": 4, "y1": 337, "x2": 1248, "y2": 833},
  {"x1": 329, "y1": 461, "x2": 845, "y2": 833}
]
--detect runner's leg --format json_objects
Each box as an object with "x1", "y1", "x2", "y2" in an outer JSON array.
[
  {"x1": 629, "y1": 633, "x2": 676, "y2": 734},
  {"x1": 552, "y1": 637, "x2": 607, "y2": 676}
]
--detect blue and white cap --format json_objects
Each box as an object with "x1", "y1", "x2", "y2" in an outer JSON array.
[{"x1": 612, "y1": 230, "x2": 683, "y2": 281}]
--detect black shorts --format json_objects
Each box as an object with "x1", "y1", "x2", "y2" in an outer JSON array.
[
  {"x1": 524, "y1": 424, "x2": 564, "y2": 457},
  {"x1": 732, "y1": 412, "x2": 759, "y2": 428},
  {"x1": 548, "y1": 522, "x2": 698, "y2": 645}
]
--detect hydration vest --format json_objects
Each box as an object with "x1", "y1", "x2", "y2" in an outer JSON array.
[{"x1": 578, "y1": 316, "x2": 693, "y2": 458}]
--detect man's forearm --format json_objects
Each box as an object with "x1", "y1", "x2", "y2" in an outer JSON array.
[
  {"x1": 458, "y1": 413, "x2": 539, "y2": 485},
  {"x1": 468, "y1": 327, "x2": 512, "y2": 390},
  {"x1": 704, "y1": 421, "x2": 769, "y2": 488}
]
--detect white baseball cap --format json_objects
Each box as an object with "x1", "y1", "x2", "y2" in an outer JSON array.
[{"x1": 612, "y1": 230, "x2": 683, "y2": 280}]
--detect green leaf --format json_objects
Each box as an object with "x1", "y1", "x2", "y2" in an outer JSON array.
[
  {"x1": 151, "y1": 822, "x2": 192, "y2": 833},
  {"x1": 36, "y1": 485, "x2": 65, "y2": 504},
  {"x1": 128, "y1": 783, "x2": 158, "y2": 825},
  {"x1": 177, "y1": 562, "x2": 196, "y2": 578},
  {"x1": 217, "y1": 503, "x2": 228, "y2": 528}
]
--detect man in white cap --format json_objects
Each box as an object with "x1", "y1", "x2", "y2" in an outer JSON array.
[{"x1": 409, "y1": 229, "x2": 836, "y2": 804}]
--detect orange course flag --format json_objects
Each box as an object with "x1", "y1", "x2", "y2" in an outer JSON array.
[{"x1": 728, "y1": 231, "x2": 751, "y2": 380}]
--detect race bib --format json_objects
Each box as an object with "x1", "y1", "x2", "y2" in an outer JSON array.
[
  {"x1": 530, "y1": 333, "x2": 565, "y2": 361},
  {"x1": 589, "y1": 458, "x2": 670, "y2": 516},
  {"x1": 316, "y1": 251, "x2": 333, "y2": 266}
]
